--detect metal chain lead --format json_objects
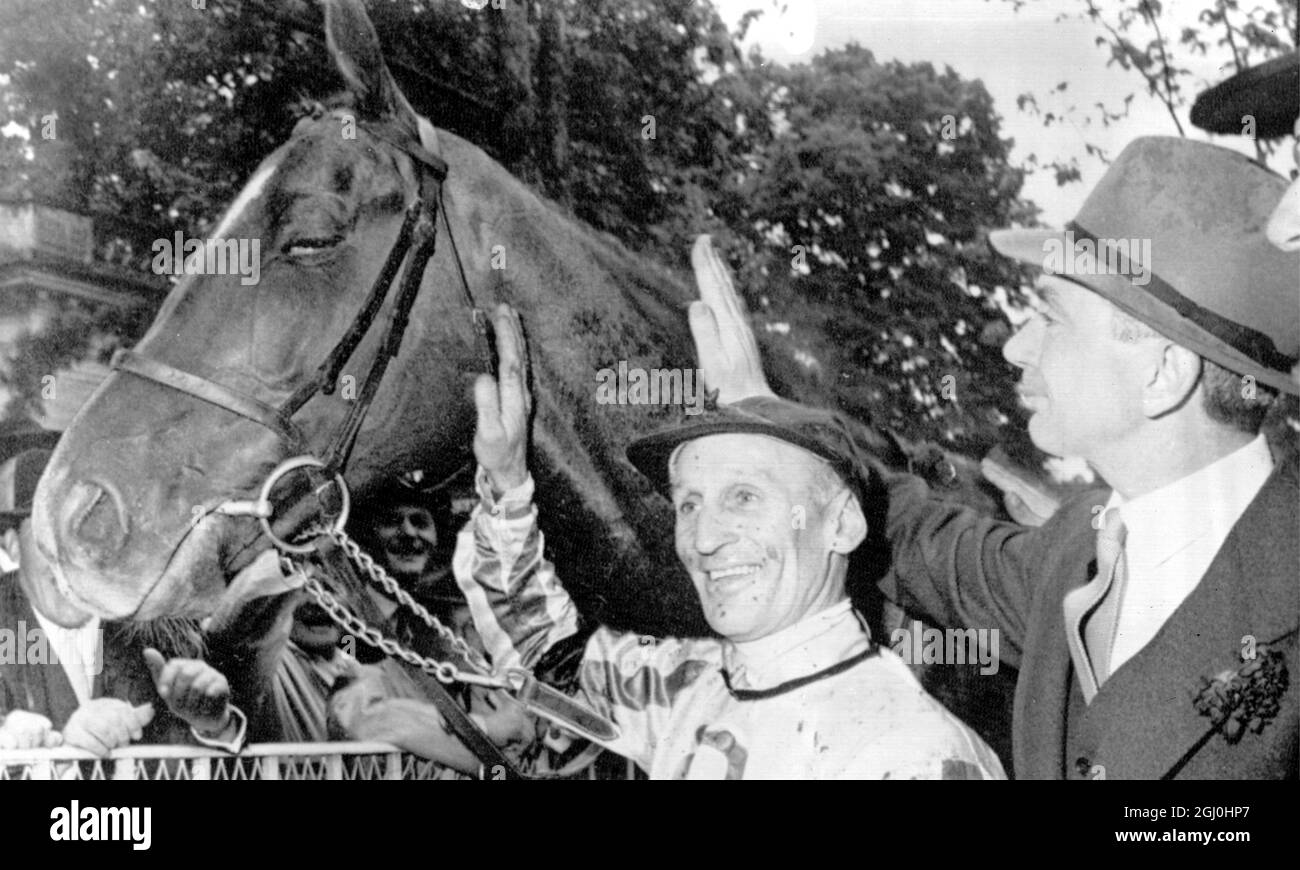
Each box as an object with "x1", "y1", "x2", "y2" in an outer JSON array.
[
  {"x1": 317, "y1": 524, "x2": 494, "y2": 674},
  {"x1": 277, "y1": 550, "x2": 507, "y2": 690}
]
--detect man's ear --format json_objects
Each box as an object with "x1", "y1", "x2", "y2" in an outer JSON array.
[
  {"x1": 828, "y1": 490, "x2": 868, "y2": 555},
  {"x1": 1142, "y1": 342, "x2": 1202, "y2": 418}
]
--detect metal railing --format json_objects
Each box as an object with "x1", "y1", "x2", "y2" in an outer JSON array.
[
  {"x1": 0, "y1": 742, "x2": 641, "y2": 781},
  {"x1": 0, "y1": 742, "x2": 443, "y2": 781}
]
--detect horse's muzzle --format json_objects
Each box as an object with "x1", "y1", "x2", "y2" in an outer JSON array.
[{"x1": 61, "y1": 477, "x2": 130, "y2": 561}]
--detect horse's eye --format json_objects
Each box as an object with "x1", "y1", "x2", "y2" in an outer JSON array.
[{"x1": 284, "y1": 235, "x2": 343, "y2": 258}]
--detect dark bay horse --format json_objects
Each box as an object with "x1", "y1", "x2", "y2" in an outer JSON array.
[
  {"x1": 32, "y1": 0, "x2": 705, "y2": 638},
  {"x1": 30, "y1": 2, "x2": 1014, "y2": 758},
  {"x1": 22, "y1": 0, "x2": 1013, "y2": 759}
]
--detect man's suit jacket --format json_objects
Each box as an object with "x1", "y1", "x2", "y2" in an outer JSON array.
[
  {"x1": 0, "y1": 571, "x2": 191, "y2": 745},
  {"x1": 879, "y1": 458, "x2": 1298, "y2": 780}
]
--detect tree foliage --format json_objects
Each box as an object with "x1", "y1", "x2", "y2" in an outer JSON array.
[
  {"x1": 1006, "y1": 0, "x2": 1298, "y2": 177},
  {"x1": 717, "y1": 45, "x2": 1039, "y2": 458},
  {"x1": 0, "y1": 0, "x2": 1042, "y2": 465}
]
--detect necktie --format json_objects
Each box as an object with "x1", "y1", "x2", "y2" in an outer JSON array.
[{"x1": 1083, "y1": 508, "x2": 1128, "y2": 685}]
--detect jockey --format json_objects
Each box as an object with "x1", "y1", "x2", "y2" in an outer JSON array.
[{"x1": 445, "y1": 305, "x2": 1005, "y2": 780}]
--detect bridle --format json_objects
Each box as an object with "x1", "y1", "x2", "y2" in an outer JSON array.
[
  {"x1": 104, "y1": 116, "x2": 593, "y2": 777},
  {"x1": 110, "y1": 115, "x2": 493, "y2": 544}
]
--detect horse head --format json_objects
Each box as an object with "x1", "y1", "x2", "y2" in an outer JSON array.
[{"x1": 32, "y1": 0, "x2": 498, "y2": 621}]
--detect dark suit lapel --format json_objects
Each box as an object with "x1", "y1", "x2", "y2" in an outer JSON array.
[
  {"x1": 0, "y1": 572, "x2": 82, "y2": 728},
  {"x1": 1015, "y1": 507, "x2": 1098, "y2": 779},
  {"x1": 1090, "y1": 463, "x2": 1298, "y2": 779}
]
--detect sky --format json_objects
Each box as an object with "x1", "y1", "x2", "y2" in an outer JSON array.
[
  {"x1": 7, "y1": 0, "x2": 1291, "y2": 225},
  {"x1": 714, "y1": 0, "x2": 1296, "y2": 225}
]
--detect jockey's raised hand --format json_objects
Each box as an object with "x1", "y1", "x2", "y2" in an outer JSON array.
[
  {"x1": 687, "y1": 235, "x2": 776, "y2": 404},
  {"x1": 473, "y1": 304, "x2": 531, "y2": 496}
]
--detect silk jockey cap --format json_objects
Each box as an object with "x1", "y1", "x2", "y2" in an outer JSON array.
[
  {"x1": 989, "y1": 136, "x2": 1300, "y2": 395},
  {"x1": 627, "y1": 394, "x2": 872, "y2": 502}
]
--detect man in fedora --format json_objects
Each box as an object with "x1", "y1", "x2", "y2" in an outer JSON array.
[
  {"x1": 427, "y1": 306, "x2": 1004, "y2": 779},
  {"x1": 686, "y1": 134, "x2": 1299, "y2": 779},
  {"x1": 976, "y1": 53, "x2": 1299, "y2": 527}
]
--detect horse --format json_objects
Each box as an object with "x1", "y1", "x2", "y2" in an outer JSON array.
[
  {"x1": 32, "y1": 0, "x2": 708, "y2": 641},
  {"x1": 30, "y1": 0, "x2": 1014, "y2": 758}
]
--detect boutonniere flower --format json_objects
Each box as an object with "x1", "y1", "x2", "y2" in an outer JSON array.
[{"x1": 1193, "y1": 647, "x2": 1289, "y2": 744}]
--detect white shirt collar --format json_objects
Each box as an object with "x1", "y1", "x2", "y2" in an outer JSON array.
[
  {"x1": 1103, "y1": 434, "x2": 1274, "y2": 675},
  {"x1": 722, "y1": 600, "x2": 869, "y2": 690},
  {"x1": 29, "y1": 605, "x2": 102, "y2": 706},
  {"x1": 1105, "y1": 434, "x2": 1274, "y2": 565}
]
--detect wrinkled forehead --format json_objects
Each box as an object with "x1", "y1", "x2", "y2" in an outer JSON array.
[{"x1": 668, "y1": 433, "x2": 828, "y2": 490}]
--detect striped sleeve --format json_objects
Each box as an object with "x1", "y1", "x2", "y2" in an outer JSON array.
[
  {"x1": 451, "y1": 468, "x2": 580, "y2": 673},
  {"x1": 575, "y1": 628, "x2": 712, "y2": 770}
]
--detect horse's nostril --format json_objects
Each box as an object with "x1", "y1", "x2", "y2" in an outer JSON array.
[{"x1": 64, "y1": 479, "x2": 129, "y2": 557}]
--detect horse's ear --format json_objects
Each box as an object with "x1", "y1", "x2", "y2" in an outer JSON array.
[{"x1": 323, "y1": 0, "x2": 420, "y2": 136}]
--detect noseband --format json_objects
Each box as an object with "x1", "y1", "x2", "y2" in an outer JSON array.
[{"x1": 111, "y1": 118, "x2": 491, "y2": 537}]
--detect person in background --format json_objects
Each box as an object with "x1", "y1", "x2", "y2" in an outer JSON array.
[
  {"x1": 269, "y1": 597, "x2": 360, "y2": 743},
  {"x1": 263, "y1": 477, "x2": 462, "y2": 744},
  {"x1": 353, "y1": 477, "x2": 460, "y2": 642},
  {"x1": 248, "y1": 474, "x2": 538, "y2": 773}
]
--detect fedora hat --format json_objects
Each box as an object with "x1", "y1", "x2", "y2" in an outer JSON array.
[
  {"x1": 0, "y1": 420, "x2": 60, "y2": 464},
  {"x1": 0, "y1": 447, "x2": 53, "y2": 527},
  {"x1": 989, "y1": 136, "x2": 1300, "y2": 395},
  {"x1": 1191, "y1": 50, "x2": 1299, "y2": 140}
]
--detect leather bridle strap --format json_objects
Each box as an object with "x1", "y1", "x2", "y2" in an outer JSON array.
[
  {"x1": 111, "y1": 121, "x2": 466, "y2": 475},
  {"x1": 438, "y1": 186, "x2": 497, "y2": 375},
  {"x1": 111, "y1": 348, "x2": 306, "y2": 448},
  {"x1": 419, "y1": 670, "x2": 524, "y2": 780},
  {"x1": 279, "y1": 201, "x2": 425, "y2": 418},
  {"x1": 318, "y1": 200, "x2": 441, "y2": 473}
]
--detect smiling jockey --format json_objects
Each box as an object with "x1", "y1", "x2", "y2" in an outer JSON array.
[{"x1": 447, "y1": 305, "x2": 1004, "y2": 780}]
